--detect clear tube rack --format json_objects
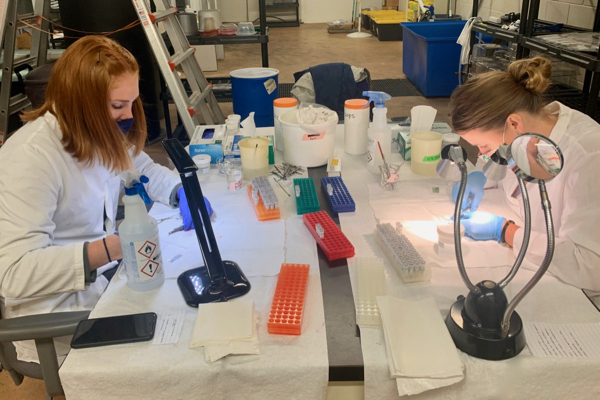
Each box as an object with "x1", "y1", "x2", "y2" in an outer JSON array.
[
  {"x1": 321, "y1": 176, "x2": 355, "y2": 213},
  {"x1": 268, "y1": 263, "x2": 309, "y2": 335},
  {"x1": 375, "y1": 223, "x2": 431, "y2": 283},
  {"x1": 303, "y1": 211, "x2": 355, "y2": 261},
  {"x1": 355, "y1": 257, "x2": 386, "y2": 327},
  {"x1": 248, "y1": 176, "x2": 280, "y2": 221},
  {"x1": 293, "y1": 178, "x2": 320, "y2": 215}
]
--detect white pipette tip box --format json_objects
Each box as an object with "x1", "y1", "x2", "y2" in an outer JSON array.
[
  {"x1": 326, "y1": 158, "x2": 342, "y2": 177},
  {"x1": 375, "y1": 223, "x2": 431, "y2": 284},
  {"x1": 355, "y1": 257, "x2": 386, "y2": 327}
]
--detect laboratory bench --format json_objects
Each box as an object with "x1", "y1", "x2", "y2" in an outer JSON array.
[{"x1": 58, "y1": 124, "x2": 600, "y2": 399}]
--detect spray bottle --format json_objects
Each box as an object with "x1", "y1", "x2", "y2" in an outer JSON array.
[
  {"x1": 119, "y1": 171, "x2": 165, "y2": 292},
  {"x1": 363, "y1": 91, "x2": 392, "y2": 174}
]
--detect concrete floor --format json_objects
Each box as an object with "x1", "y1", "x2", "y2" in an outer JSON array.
[{"x1": 1, "y1": 22, "x2": 457, "y2": 400}]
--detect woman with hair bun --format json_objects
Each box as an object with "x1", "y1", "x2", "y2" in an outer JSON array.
[
  {"x1": 0, "y1": 36, "x2": 210, "y2": 363},
  {"x1": 449, "y1": 56, "x2": 600, "y2": 291}
]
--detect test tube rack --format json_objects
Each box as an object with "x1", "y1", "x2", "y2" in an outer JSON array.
[
  {"x1": 268, "y1": 263, "x2": 309, "y2": 335},
  {"x1": 293, "y1": 178, "x2": 320, "y2": 215},
  {"x1": 303, "y1": 211, "x2": 355, "y2": 261},
  {"x1": 321, "y1": 176, "x2": 355, "y2": 213},
  {"x1": 375, "y1": 223, "x2": 431, "y2": 283},
  {"x1": 355, "y1": 257, "x2": 386, "y2": 327},
  {"x1": 248, "y1": 176, "x2": 280, "y2": 221}
]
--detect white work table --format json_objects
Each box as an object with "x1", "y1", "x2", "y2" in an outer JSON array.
[{"x1": 59, "y1": 124, "x2": 600, "y2": 399}]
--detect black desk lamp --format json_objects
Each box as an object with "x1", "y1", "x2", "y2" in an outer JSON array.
[
  {"x1": 436, "y1": 133, "x2": 564, "y2": 360},
  {"x1": 162, "y1": 139, "x2": 251, "y2": 307}
]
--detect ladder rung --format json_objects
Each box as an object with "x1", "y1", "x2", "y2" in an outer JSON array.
[
  {"x1": 13, "y1": 56, "x2": 37, "y2": 69},
  {"x1": 167, "y1": 47, "x2": 195, "y2": 72},
  {"x1": 187, "y1": 86, "x2": 213, "y2": 111},
  {"x1": 7, "y1": 94, "x2": 30, "y2": 115},
  {"x1": 149, "y1": 7, "x2": 177, "y2": 24}
]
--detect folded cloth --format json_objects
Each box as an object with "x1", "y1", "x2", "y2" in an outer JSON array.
[
  {"x1": 190, "y1": 300, "x2": 260, "y2": 362},
  {"x1": 376, "y1": 296, "x2": 464, "y2": 396}
]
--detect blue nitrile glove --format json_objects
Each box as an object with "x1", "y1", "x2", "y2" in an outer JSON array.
[
  {"x1": 178, "y1": 186, "x2": 213, "y2": 231},
  {"x1": 452, "y1": 171, "x2": 487, "y2": 211},
  {"x1": 459, "y1": 211, "x2": 505, "y2": 242}
]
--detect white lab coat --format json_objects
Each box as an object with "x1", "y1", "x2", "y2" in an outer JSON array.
[
  {"x1": 500, "y1": 102, "x2": 600, "y2": 292},
  {"x1": 0, "y1": 112, "x2": 181, "y2": 362}
]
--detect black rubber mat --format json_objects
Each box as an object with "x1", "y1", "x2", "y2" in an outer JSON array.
[
  {"x1": 209, "y1": 79, "x2": 423, "y2": 103},
  {"x1": 370, "y1": 78, "x2": 422, "y2": 97}
]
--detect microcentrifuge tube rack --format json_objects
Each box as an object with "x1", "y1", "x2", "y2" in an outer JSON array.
[
  {"x1": 375, "y1": 223, "x2": 431, "y2": 283},
  {"x1": 355, "y1": 258, "x2": 386, "y2": 327},
  {"x1": 268, "y1": 263, "x2": 309, "y2": 335},
  {"x1": 321, "y1": 176, "x2": 355, "y2": 213},
  {"x1": 303, "y1": 211, "x2": 355, "y2": 261},
  {"x1": 248, "y1": 176, "x2": 280, "y2": 221},
  {"x1": 293, "y1": 178, "x2": 320, "y2": 215}
]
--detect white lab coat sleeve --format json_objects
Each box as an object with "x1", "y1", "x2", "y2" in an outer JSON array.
[
  {"x1": 0, "y1": 145, "x2": 86, "y2": 300},
  {"x1": 512, "y1": 151, "x2": 600, "y2": 291},
  {"x1": 132, "y1": 150, "x2": 181, "y2": 206}
]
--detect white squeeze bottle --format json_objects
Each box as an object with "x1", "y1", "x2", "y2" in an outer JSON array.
[
  {"x1": 119, "y1": 171, "x2": 165, "y2": 292},
  {"x1": 364, "y1": 91, "x2": 392, "y2": 174}
]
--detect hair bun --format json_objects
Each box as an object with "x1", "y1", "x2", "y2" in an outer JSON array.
[{"x1": 508, "y1": 57, "x2": 552, "y2": 94}]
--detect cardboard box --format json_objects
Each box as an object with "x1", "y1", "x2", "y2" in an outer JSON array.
[
  {"x1": 189, "y1": 125, "x2": 226, "y2": 163},
  {"x1": 384, "y1": 0, "x2": 399, "y2": 6},
  {"x1": 396, "y1": 122, "x2": 453, "y2": 161}
]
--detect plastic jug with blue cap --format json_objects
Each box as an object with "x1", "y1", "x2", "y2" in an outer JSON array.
[
  {"x1": 363, "y1": 91, "x2": 392, "y2": 174},
  {"x1": 119, "y1": 171, "x2": 165, "y2": 292}
]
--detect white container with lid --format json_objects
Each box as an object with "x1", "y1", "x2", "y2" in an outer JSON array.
[
  {"x1": 192, "y1": 154, "x2": 212, "y2": 181},
  {"x1": 344, "y1": 99, "x2": 370, "y2": 155},
  {"x1": 273, "y1": 97, "x2": 298, "y2": 152},
  {"x1": 410, "y1": 131, "x2": 443, "y2": 175},
  {"x1": 434, "y1": 223, "x2": 465, "y2": 258}
]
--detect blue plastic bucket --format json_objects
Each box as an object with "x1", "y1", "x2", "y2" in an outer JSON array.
[{"x1": 230, "y1": 68, "x2": 279, "y2": 127}]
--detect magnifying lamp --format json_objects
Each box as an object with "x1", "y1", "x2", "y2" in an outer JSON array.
[
  {"x1": 437, "y1": 133, "x2": 564, "y2": 360},
  {"x1": 162, "y1": 139, "x2": 251, "y2": 307}
]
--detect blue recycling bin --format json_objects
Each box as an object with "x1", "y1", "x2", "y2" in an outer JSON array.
[{"x1": 401, "y1": 20, "x2": 466, "y2": 97}]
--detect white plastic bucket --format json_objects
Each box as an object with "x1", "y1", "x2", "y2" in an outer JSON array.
[
  {"x1": 410, "y1": 130, "x2": 443, "y2": 175},
  {"x1": 279, "y1": 109, "x2": 338, "y2": 167}
]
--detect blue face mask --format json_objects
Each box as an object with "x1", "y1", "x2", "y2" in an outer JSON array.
[{"x1": 117, "y1": 118, "x2": 134, "y2": 134}]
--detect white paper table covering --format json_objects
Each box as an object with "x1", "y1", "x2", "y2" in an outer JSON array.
[
  {"x1": 329, "y1": 125, "x2": 600, "y2": 399},
  {"x1": 59, "y1": 145, "x2": 328, "y2": 399}
]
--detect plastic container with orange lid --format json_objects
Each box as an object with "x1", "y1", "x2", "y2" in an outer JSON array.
[
  {"x1": 273, "y1": 97, "x2": 298, "y2": 152},
  {"x1": 344, "y1": 98, "x2": 370, "y2": 155}
]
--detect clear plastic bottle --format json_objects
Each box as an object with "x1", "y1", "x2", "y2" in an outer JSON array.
[
  {"x1": 119, "y1": 172, "x2": 165, "y2": 292},
  {"x1": 363, "y1": 91, "x2": 392, "y2": 174}
]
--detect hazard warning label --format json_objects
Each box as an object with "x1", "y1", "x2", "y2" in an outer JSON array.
[
  {"x1": 141, "y1": 260, "x2": 160, "y2": 278},
  {"x1": 131, "y1": 233, "x2": 163, "y2": 282}
]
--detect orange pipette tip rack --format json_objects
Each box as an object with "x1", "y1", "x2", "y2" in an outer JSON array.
[
  {"x1": 247, "y1": 184, "x2": 281, "y2": 221},
  {"x1": 267, "y1": 263, "x2": 310, "y2": 335}
]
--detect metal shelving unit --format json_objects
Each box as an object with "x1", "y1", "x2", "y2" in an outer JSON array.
[
  {"x1": 469, "y1": 0, "x2": 600, "y2": 120},
  {"x1": 187, "y1": 0, "x2": 270, "y2": 67},
  {"x1": 264, "y1": 1, "x2": 300, "y2": 28}
]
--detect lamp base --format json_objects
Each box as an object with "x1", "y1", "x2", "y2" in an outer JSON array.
[
  {"x1": 177, "y1": 260, "x2": 251, "y2": 307},
  {"x1": 446, "y1": 296, "x2": 526, "y2": 360}
]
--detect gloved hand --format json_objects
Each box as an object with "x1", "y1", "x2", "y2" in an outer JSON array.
[
  {"x1": 178, "y1": 186, "x2": 213, "y2": 231},
  {"x1": 459, "y1": 211, "x2": 505, "y2": 242},
  {"x1": 452, "y1": 171, "x2": 487, "y2": 211}
]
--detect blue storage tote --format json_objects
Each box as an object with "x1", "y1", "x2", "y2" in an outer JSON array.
[{"x1": 401, "y1": 20, "x2": 466, "y2": 97}]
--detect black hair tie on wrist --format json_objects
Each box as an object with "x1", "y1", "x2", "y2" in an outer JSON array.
[
  {"x1": 501, "y1": 220, "x2": 515, "y2": 245},
  {"x1": 102, "y1": 238, "x2": 112, "y2": 263}
]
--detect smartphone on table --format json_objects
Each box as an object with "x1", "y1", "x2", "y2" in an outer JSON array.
[{"x1": 70, "y1": 312, "x2": 157, "y2": 349}]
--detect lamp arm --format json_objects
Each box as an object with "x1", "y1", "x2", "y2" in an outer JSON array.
[
  {"x1": 454, "y1": 161, "x2": 479, "y2": 293},
  {"x1": 501, "y1": 180, "x2": 555, "y2": 338},
  {"x1": 499, "y1": 176, "x2": 532, "y2": 288}
]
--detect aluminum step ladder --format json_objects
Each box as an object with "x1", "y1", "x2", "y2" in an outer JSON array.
[
  {"x1": 0, "y1": 0, "x2": 51, "y2": 146},
  {"x1": 131, "y1": 0, "x2": 224, "y2": 140}
]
